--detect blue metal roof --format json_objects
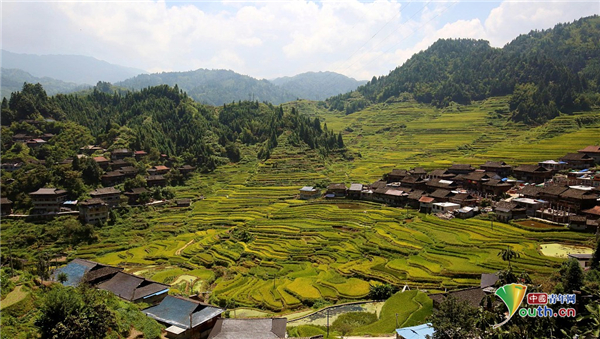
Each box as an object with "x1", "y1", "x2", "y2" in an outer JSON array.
[
  {"x1": 144, "y1": 295, "x2": 224, "y2": 329},
  {"x1": 53, "y1": 261, "x2": 94, "y2": 286},
  {"x1": 395, "y1": 323, "x2": 435, "y2": 339}
]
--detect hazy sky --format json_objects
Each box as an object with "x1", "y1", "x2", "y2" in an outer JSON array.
[{"x1": 2, "y1": 0, "x2": 599, "y2": 80}]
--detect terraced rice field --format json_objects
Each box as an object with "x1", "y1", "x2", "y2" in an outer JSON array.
[{"x1": 78, "y1": 98, "x2": 599, "y2": 313}]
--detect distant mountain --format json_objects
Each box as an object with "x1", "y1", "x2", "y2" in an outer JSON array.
[
  {"x1": 327, "y1": 15, "x2": 600, "y2": 124},
  {"x1": 117, "y1": 69, "x2": 297, "y2": 106},
  {"x1": 1, "y1": 50, "x2": 146, "y2": 85},
  {"x1": 1, "y1": 68, "x2": 88, "y2": 99},
  {"x1": 270, "y1": 71, "x2": 367, "y2": 101}
]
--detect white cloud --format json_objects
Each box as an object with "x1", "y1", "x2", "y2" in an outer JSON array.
[{"x1": 1, "y1": 0, "x2": 599, "y2": 81}]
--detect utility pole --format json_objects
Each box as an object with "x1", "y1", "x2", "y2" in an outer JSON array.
[{"x1": 326, "y1": 309, "x2": 329, "y2": 338}]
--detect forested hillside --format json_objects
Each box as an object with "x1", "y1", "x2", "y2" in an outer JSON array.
[
  {"x1": 116, "y1": 69, "x2": 297, "y2": 106},
  {"x1": 270, "y1": 71, "x2": 367, "y2": 101},
  {"x1": 327, "y1": 15, "x2": 600, "y2": 124}
]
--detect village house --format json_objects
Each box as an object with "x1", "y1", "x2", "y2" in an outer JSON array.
[
  {"x1": 90, "y1": 187, "x2": 122, "y2": 208},
  {"x1": 558, "y1": 187, "x2": 598, "y2": 213},
  {"x1": 347, "y1": 184, "x2": 363, "y2": 199},
  {"x1": 29, "y1": 188, "x2": 68, "y2": 214},
  {"x1": 95, "y1": 271, "x2": 170, "y2": 304},
  {"x1": 93, "y1": 156, "x2": 110, "y2": 170},
  {"x1": 429, "y1": 189, "x2": 454, "y2": 203},
  {"x1": 512, "y1": 197, "x2": 548, "y2": 217},
  {"x1": 207, "y1": 318, "x2": 287, "y2": 339},
  {"x1": 149, "y1": 165, "x2": 171, "y2": 175},
  {"x1": 577, "y1": 145, "x2": 600, "y2": 164},
  {"x1": 560, "y1": 153, "x2": 595, "y2": 169},
  {"x1": 432, "y1": 202, "x2": 460, "y2": 213},
  {"x1": 54, "y1": 259, "x2": 123, "y2": 287},
  {"x1": 326, "y1": 183, "x2": 347, "y2": 197},
  {"x1": 456, "y1": 206, "x2": 477, "y2": 219},
  {"x1": 409, "y1": 167, "x2": 427, "y2": 177},
  {"x1": 495, "y1": 201, "x2": 527, "y2": 222},
  {"x1": 147, "y1": 175, "x2": 167, "y2": 187},
  {"x1": 299, "y1": 186, "x2": 320, "y2": 200},
  {"x1": 426, "y1": 178, "x2": 458, "y2": 192},
  {"x1": 513, "y1": 165, "x2": 553, "y2": 183},
  {"x1": 539, "y1": 160, "x2": 568, "y2": 172},
  {"x1": 447, "y1": 164, "x2": 475, "y2": 175},
  {"x1": 79, "y1": 198, "x2": 109, "y2": 225},
  {"x1": 450, "y1": 193, "x2": 479, "y2": 206},
  {"x1": 482, "y1": 179, "x2": 514, "y2": 196},
  {"x1": 537, "y1": 185, "x2": 569, "y2": 207},
  {"x1": 400, "y1": 175, "x2": 427, "y2": 190},
  {"x1": 80, "y1": 145, "x2": 104, "y2": 155},
  {"x1": 134, "y1": 150, "x2": 148, "y2": 160},
  {"x1": 479, "y1": 161, "x2": 512, "y2": 178},
  {"x1": 0, "y1": 161, "x2": 23, "y2": 172},
  {"x1": 419, "y1": 196, "x2": 435, "y2": 213},
  {"x1": 12, "y1": 133, "x2": 34, "y2": 142},
  {"x1": 406, "y1": 190, "x2": 426, "y2": 209},
  {"x1": 125, "y1": 187, "x2": 150, "y2": 205},
  {"x1": 120, "y1": 166, "x2": 139, "y2": 179},
  {"x1": 461, "y1": 171, "x2": 499, "y2": 191},
  {"x1": 101, "y1": 170, "x2": 127, "y2": 186},
  {"x1": 387, "y1": 169, "x2": 409, "y2": 183},
  {"x1": 568, "y1": 253, "x2": 593, "y2": 269},
  {"x1": 178, "y1": 165, "x2": 196, "y2": 175},
  {"x1": 144, "y1": 295, "x2": 224, "y2": 339},
  {"x1": 111, "y1": 148, "x2": 134, "y2": 160},
  {"x1": 109, "y1": 159, "x2": 131, "y2": 170},
  {"x1": 1, "y1": 197, "x2": 13, "y2": 216},
  {"x1": 427, "y1": 169, "x2": 455, "y2": 180},
  {"x1": 176, "y1": 199, "x2": 191, "y2": 207}
]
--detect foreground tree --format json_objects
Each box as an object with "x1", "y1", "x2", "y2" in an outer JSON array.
[
  {"x1": 431, "y1": 296, "x2": 478, "y2": 338},
  {"x1": 35, "y1": 284, "x2": 116, "y2": 339}
]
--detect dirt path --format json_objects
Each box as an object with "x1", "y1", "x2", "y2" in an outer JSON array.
[{"x1": 175, "y1": 239, "x2": 194, "y2": 256}]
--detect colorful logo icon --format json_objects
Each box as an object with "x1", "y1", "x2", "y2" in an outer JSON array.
[{"x1": 493, "y1": 283, "x2": 527, "y2": 328}]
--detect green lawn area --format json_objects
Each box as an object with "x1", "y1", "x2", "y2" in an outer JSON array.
[{"x1": 0, "y1": 285, "x2": 29, "y2": 310}]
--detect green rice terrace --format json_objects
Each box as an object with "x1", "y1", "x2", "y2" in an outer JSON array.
[{"x1": 3, "y1": 97, "x2": 599, "y2": 330}]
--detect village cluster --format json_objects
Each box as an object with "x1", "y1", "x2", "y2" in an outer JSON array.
[
  {"x1": 301, "y1": 146, "x2": 600, "y2": 232},
  {"x1": 1, "y1": 145, "x2": 196, "y2": 224}
]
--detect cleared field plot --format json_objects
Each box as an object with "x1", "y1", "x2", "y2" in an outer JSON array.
[{"x1": 540, "y1": 243, "x2": 594, "y2": 258}]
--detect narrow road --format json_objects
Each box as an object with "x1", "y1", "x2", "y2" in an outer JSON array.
[{"x1": 175, "y1": 240, "x2": 195, "y2": 256}]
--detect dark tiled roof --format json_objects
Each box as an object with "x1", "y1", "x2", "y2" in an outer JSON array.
[
  {"x1": 481, "y1": 161, "x2": 510, "y2": 168},
  {"x1": 520, "y1": 186, "x2": 543, "y2": 197},
  {"x1": 327, "y1": 183, "x2": 347, "y2": 190},
  {"x1": 146, "y1": 175, "x2": 165, "y2": 181},
  {"x1": 449, "y1": 164, "x2": 474, "y2": 170},
  {"x1": 495, "y1": 201, "x2": 518, "y2": 213},
  {"x1": 144, "y1": 295, "x2": 224, "y2": 329},
  {"x1": 90, "y1": 187, "x2": 121, "y2": 195},
  {"x1": 389, "y1": 169, "x2": 408, "y2": 176},
  {"x1": 480, "y1": 273, "x2": 499, "y2": 288},
  {"x1": 79, "y1": 198, "x2": 107, "y2": 206},
  {"x1": 429, "y1": 287, "x2": 486, "y2": 308},
  {"x1": 514, "y1": 165, "x2": 551, "y2": 173},
  {"x1": 30, "y1": 188, "x2": 67, "y2": 196},
  {"x1": 430, "y1": 189, "x2": 452, "y2": 199},
  {"x1": 208, "y1": 318, "x2": 287, "y2": 339},
  {"x1": 410, "y1": 167, "x2": 427, "y2": 175},
  {"x1": 1, "y1": 197, "x2": 12, "y2": 204},
  {"x1": 126, "y1": 187, "x2": 149, "y2": 195},
  {"x1": 97, "y1": 272, "x2": 169, "y2": 301},
  {"x1": 561, "y1": 153, "x2": 593, "y2": 161},
  {"x1": 484, "y1": 179, "x2": 512, "y2": 187},
  {"x1": 407, "y1": 190, "x2": 425, "y2": 200},
  {"x1": 84, "y1": 266, "x2": 123, "y2": 284},
  {"x1": 540, "y1": 185, "x2": 569, "y2": 197},
  {"x1": 560, "y1": 189, "x2": 598, "y2": 200},
  {"x1": 103, "y1": 171, "x2": 126, "y2": 178},
  {"x1": 428, "y1": 169, "x2": 453, "y2": 177},
  {"x1": 370, "y1": 180, "x2": 387, "y2": 189}
]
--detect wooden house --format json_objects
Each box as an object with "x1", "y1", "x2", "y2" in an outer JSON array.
[
  {"x1": 90, "y1": 187, "x2": 122, "y2": 208},
  {"x1": 513, "y1": 165, "x2": 553, "y2": 183},
  {"x1": 79, "y1": 198, "x2": 109, "y2": 225},
  {"x1": 326, "y1": 183, "x2": 347, "y2": 197},
  {"x1": 560, "y1": 153, "x2": 595, "y2": 169},
  {"x1": 29, "y1": 188, "x2": 67, "y2": 214},
  {"x1": 577, "y1": 145, "x2": 600, "y2": 164},
  {"x1": 479, "y1": 161, "x2": 512, "y2": 178}
]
